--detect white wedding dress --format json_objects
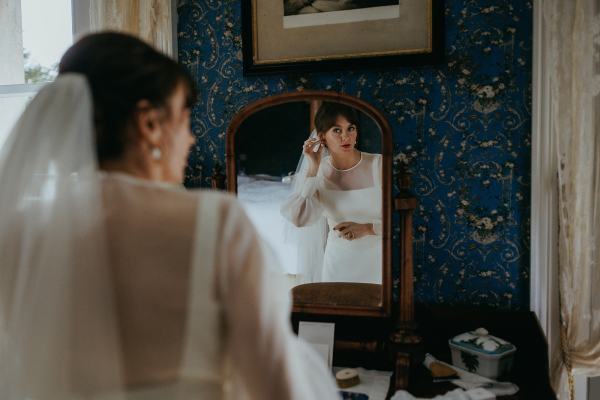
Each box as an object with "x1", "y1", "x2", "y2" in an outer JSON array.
[
  {"x1": 93, "y1": 174, "x2": 339, "y2": 400},
  {"x1": 281, "y1": 152, "x2": 382, "y2": 284},
  {"x1": 0, "y1": 75, "x2": 339, "y2": 399}
]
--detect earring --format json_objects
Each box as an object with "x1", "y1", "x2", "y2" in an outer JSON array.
[{"x1": 151, "y1": 147, "x2": 162, "y2": 160}]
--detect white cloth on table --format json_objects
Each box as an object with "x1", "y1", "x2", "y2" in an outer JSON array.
[
  {"x1": 423, "y1": 354, "x2": 518, "y2": 397},
  {"x1": 334, "y1": 367, "x2": 391, "y2": 400},
  {"x1": 391, "y1": 388, "x2": 493, "y2": 400}
]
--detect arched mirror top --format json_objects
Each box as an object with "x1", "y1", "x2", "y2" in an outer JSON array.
[{"x1": 227, "y1": 91, "x2": 393, "y2": 193}]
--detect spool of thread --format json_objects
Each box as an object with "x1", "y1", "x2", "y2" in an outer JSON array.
[{"x1": 335, "y1": 368, "x2": 360, "y2": 388}]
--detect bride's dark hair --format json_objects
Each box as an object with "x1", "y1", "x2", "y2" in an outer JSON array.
[
  {"x1": 314, "y1": 102, "x2": 359, "y2": 135},
  {"x1": 58, "y1": 31, "x2": 197, "y2": 163}
]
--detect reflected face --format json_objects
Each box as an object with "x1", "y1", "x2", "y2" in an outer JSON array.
[
  {"x1": 160, "y1": 84, "x2": 195, "y2": 183},
  {"x1": 322, "y1": 116, "x2": 357, "y2": 154}
]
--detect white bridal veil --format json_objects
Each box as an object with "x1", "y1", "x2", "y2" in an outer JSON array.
[
  {"x1": 0, "y1": 75, "x2": 124, "y2": 398},
  {"x1": 281, "y1": 129, "x2": 329, "y2": 284}
]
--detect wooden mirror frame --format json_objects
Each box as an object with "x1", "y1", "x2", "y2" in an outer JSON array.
[{"x1": 226, "y1": 91, "x2": 393, "y2": 318}]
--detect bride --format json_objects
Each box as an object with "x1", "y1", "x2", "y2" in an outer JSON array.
[
  {"x1": 281, "y1": 102, "x2": 382, "y2": 284},
  {"x1": 0, "y1": 32, "x2": 338, "y2": 399}
]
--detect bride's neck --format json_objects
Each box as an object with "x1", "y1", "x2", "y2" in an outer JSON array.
[
  {"x1": 329, "y1": 149, "x2": 361, "y2": 170},
  {"x1": 100, "y1": 152, "x2": 164, "y2": 182}
]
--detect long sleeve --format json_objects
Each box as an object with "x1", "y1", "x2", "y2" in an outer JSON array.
[
  {"x1": 280, "y1": 176, "x2": 325, "y2": 227},
  {"x1": 371, "y1": 154, "x2": 383, "y2": 236},
  {"x1": 372, "y1": 220, "x2": 383, "y2": 236},
  {"x1": 215, "y1": 197, "x2": 339, "y2": 400}
]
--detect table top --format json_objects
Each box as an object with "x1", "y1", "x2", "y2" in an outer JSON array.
[
  {"x1": 296, "y1": 304, "x2": 557, "y2": 399},
  {"x1": 404, "y1": 305, "x2": 557, "y2": 400}
]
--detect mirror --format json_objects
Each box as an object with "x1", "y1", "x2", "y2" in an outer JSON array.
[{"x1": 226, "y1": 92, "x2": 392, "y2": 317}]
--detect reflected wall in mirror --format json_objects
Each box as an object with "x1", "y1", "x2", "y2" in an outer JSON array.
[{"x1": 227, "y1": 92, "x2": 393, "y2": 317}]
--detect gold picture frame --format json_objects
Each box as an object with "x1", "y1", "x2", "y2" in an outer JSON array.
[{"x1": 241, "y1": 0, "x2": 444, "y2": 75}]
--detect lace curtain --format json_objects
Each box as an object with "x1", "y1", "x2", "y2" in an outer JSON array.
[
  {"x1": 89, "y1": 0, "x2": 173, "y2": 56},
  {"x1": 543, "y1": 0, "x2": 600, "y2": 397}
]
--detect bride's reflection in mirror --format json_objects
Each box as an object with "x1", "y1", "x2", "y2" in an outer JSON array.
[
  {"x1": 235, "y1": 100, "x2": 382, "y2": 287},
  {"x1": 281, "y1": 101, "x2": 382, "y2": 285}
]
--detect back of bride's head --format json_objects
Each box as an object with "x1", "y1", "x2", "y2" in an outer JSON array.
[{"x1": 58, "y1": 32, "x2": 196, "y2": 166}]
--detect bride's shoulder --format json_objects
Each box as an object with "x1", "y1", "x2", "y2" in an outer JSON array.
[
  {"x1": 190, "y1": 189, "x2": 248, "y2": 219},
  {"x1": 361, "y1": 152, "x2": 382, "y2": 162},
  {"x1": 104, "y1": 173, "x2": 241, "y2": 218},
  {"x1": 191, "y1": 188, "x2": 239, "y2": 209},
  {"x1": 150, "y1": 187, "x2": 249, "y2": 232}
]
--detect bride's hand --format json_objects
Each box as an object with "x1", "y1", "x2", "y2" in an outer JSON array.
[
  {"x1": 303, "y1": 137, "x2": 324, "y2": 177},
  {"x1": 333, "y1": 222, "x2": 375, "y2": 241}
]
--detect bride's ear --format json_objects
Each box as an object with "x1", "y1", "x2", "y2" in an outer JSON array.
[
  {"x1": 134, "y1": 99, "x2": 162, "y2": 146},
  {"x1": 318, "y1": 133, "x2": 327, "y2": 147}
]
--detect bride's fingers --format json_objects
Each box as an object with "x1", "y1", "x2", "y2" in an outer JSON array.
[
  {"x1": 342, "y1": 230, "x2": 356, "y2": 240},
  {"x1": 303, "y1": 139, "x2": 319, "y2": 150},
  {"x1": 334, "y1": 222, "x2": 352, "y2": 231}
]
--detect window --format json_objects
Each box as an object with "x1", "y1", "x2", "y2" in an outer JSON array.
[{"x1": 0, "y1": 0, "x2": 74, "y2": 146}]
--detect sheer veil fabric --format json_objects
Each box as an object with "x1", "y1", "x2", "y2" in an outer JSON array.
[
  {"x1": 0, "y1": 75, "x2": 340, "y2": 400},
  {"x1": 0, "y1": 75, "x2": 124, "y2": 398},
  {"x1": 282, "y1": 129, "x2": 329, "y2": 284}
]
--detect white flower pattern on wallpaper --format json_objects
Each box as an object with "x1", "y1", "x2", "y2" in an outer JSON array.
[{"x1": 177, "y1": 0, "x2": 532, "y2": 309}]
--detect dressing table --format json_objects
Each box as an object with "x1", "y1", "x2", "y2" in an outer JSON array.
[
  {"x1": 224, "y1": 91, "x2": 554, "y2": 399},
  {"x1": 224, "y1": 91, "x2": 419, "y2": 399}
]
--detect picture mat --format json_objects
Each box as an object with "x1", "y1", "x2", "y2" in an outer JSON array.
[
  {"x1": 283, "y1": 5, "x2": 400, "y2": 29},
  {"x1": 283, "y1": 0, "x2": 398, "y2": 16},
  {"x1": 255, "y1": 0, "x2": 431, "y2": 63}
]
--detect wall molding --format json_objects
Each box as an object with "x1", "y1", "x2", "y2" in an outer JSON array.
[{"x1": 530, "y1": 0, "x2": 560, "y2": 363}]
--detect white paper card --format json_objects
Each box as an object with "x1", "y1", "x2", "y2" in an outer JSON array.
[
  {"x1": 310, "y1": 343, "x2": 330, "y2": 366},
  {"x1": 298, "y1": 321, "x2": 335, "y2": 369}
]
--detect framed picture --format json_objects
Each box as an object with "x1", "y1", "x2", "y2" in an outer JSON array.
[{"x1": 241, "y1": 0, "x2": 444, "y2": 75}]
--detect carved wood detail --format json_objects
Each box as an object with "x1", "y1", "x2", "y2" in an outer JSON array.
[{"x1": 392, "y1": 166, "x2": 422, "y2": 345}]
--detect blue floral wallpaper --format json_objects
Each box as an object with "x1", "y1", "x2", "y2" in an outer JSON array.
[{"x1": 177, "y1": 0, "x2": 532, "y2": 310}]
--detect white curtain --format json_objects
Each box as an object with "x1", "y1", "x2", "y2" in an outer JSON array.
[
  {"x1": 89, "y1": 0, "x2": 174, "y2": 56},
  {"x1": 542, "y1": 0, "x2": 600, "y2": 398}
]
